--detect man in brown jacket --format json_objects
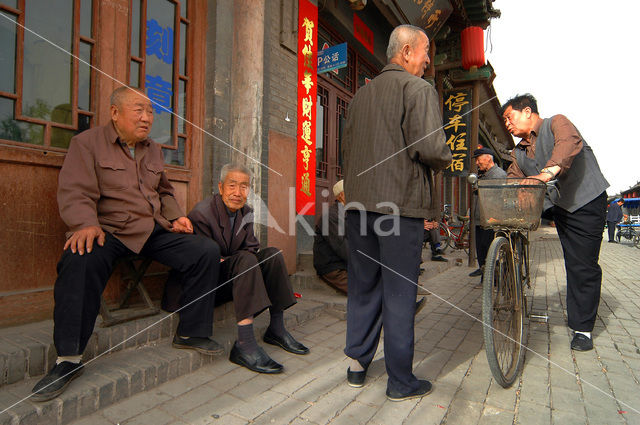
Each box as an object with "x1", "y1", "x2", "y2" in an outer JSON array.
[
  {"x1": 31, "y1": 87, "x2": 222, "y2": 402},
  {"x1": 341, "y1": 25, "x2": 452, "y2": 401}
]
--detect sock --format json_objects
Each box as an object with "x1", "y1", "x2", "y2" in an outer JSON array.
[
  {"x1": 349, "y1": 358, "x2": 364, "y2": 372},
  {"x1": 56, "y1": 355, "x2": 82, "y2": 365},
  {"x1": 575, "y1": 331, "x2": 592, "y2": 339},
  {"x1": 237, "y1": 323, "x2": 258, "y2": 354},
  {"x1": 268, "y1": 310, "x2": 286, "y2": 338}
]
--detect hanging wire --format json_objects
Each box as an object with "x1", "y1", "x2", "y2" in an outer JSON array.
[{"x1": 485, "y1": 24, "x2": 493, "y2": 54}]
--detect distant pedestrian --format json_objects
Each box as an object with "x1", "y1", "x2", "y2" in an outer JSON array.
[
  {"x1": 342, "y1": 24, "x2": 452, "y2": 400},
  {"x1": 469, "y1": 147, "x2": 506, "y2": 279},
  {"x1": 502, "y1": 93, "x2": 609, "y2": 352},
  {"x1": 606, "y1": 198, "x2": 624, "y2": 242}
]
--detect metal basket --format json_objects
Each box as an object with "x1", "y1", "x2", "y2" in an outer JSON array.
[{"x1": 476, "y1": 178, "x2": 547, "y2": 231}]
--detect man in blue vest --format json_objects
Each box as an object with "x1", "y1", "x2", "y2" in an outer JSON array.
[{"x1": 502, "y1": 93, "x2": 608, "y2": 352}]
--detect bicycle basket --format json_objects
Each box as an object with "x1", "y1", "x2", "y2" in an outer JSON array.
[{"x1": 476, "y1": 178, "x2": 547, "y2": 231}]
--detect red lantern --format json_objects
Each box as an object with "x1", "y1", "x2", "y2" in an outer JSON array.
[{"x1": 461, "y1": 26, "x2": 485, "y2": 70}]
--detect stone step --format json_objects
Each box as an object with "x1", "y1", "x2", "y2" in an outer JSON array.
[
  {"x1": 0, "y1": 294, "x2": 334, "y2": 425},
  {"x1": 0, "y1": 275, "x2": 329, "y2": 390},
  {"x1": 296, "y1": 250, "x2": 314, "y2": 274}
]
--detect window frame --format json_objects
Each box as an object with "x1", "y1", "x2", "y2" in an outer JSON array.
[
  {"x1": 0, "y1": 0, "x2": 96, "y2": 151},
  {"x1": 128, "y1": 0, "x2": 190, "y2": 168}
]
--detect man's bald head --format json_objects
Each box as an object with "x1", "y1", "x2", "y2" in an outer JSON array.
[
  {"x1": 110, "y1": 86, "x2": 147, "y2": 108},
  {"x1": 386, "y1": 25, "x2": 427, "y2": 62}
]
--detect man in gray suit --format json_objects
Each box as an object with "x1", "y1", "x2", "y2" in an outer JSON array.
[
  {"x1": 341, "y1": 25, "x2": 452, "y2": 401},
  {"x1": 469, "y1": 147, "x2": 507, "y2": 279}
]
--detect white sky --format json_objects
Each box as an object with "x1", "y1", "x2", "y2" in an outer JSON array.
[{"x1": 486, "y1": 0, "x2": 640, "y2": 195}]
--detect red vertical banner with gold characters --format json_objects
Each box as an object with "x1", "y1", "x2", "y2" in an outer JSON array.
[{"x1": 296, "y1": 0, "x2": 317, "y2": 215}]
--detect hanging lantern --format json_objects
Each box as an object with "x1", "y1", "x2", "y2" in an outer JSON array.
[{"x1": 461, "y1": 26, "x2": 485, "y2": 70}]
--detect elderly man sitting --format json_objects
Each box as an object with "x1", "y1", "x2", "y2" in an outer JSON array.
[
  {"x1": 169, "y1": 164, "x2": 309, "y2": 374},
  {"x1": 32, "y1": 87, "x2": 221, "y2": 402}
]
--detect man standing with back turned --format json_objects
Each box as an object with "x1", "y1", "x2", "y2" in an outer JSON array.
[
  {"x1": 341, "y1": 25, "x2": 452, "y2": 400},
  {"x1": 503, "y1": 93, "x2": 608, "y2": 352}
]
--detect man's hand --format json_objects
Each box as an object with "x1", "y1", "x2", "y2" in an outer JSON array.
[
  {"x1": 171, "y1": 216, "x2": 193, "y2": 234},
  {"x1": 64, "y1": 226, "x2": 105, "y2": 255}
]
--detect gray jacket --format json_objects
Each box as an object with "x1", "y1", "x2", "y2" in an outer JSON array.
[{"x1": 341, "y1": 64, "x2": 452, "y2": 219}]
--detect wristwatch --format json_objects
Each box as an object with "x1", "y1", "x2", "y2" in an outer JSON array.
[{"x1": 541, "y1": 168, "x2": 555, "y2": 178}]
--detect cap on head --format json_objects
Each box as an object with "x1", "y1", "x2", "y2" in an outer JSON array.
[
  {"x1": 333, "y1": 180, "x2": 344, "y2": 197},
  {"x1": 472, "y1": 147, "x2": 495, "y2": 158}
]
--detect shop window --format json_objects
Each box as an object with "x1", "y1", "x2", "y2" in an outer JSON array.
[
  {"x1": 335, "y1": 96, "x2": 348, "y2": 179},
  {"x1": 130, "y1": 0, "x2": 189, "y2": 167},
  {"x1": 0, "y1": 0, "x2": 94, "y2": 149}
]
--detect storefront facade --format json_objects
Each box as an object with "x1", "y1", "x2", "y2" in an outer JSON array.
[{"x1": 0, "y1": 0, "x2": 512, "y2": 326}]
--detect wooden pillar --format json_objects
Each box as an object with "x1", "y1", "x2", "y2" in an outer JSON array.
[
  {"x1": 231, "y1": 0, "x2": 265, "y2": 234},
  {"x1": 468, "y1": 80, "x2": 481, "y2": 266}
]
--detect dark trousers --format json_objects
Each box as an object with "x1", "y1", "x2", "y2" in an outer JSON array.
[
  {"x1": 217, "y1": 247, "x2": 296, "y2": 322},
  {"x1": 53, "y1": 224, "x2": 220, "y2": 356},
  {"x1": 553, "y1": 192, "x2": 607, "y2": 332},
  {"x1": 607, "y1": 221, "x2": 617, "y2": 241},
  {"x1": 423, "y1": 227, "x2": 441, "y2": 254},
  {"x1": 345, "y1": 211, "x2": 423, "y2": 394},
  {"x1": 475, "y1": 225, "x2": 495, "y2": 268}
]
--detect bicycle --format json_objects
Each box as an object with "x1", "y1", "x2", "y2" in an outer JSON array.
[
  {"x1": 438, "y1": 204, "x2": 470, "y2": 254},
  {"x1": 616, "y1": 223, "x2": 639, "y2": 244},
  {"x1": 470, "y1": 175, "x2": 548, "y2": 388}
]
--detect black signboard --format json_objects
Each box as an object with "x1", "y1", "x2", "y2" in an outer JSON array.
[
  {"x1": 443, "y1": 88, "x2": 472, "y2": 176},
  {"x1": 397, "y1": 0, "x2": 453, "y2": 39}
]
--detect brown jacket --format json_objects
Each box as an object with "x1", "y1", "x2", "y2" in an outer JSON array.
[
  {"x1": 187, "y1": 193, "x2": 260, "y2": 257},
  {"x1": 342, "y1": 64, "x2": 452, "y2": 219},
  {"x1": 57, "y1": 122, "x2": 184, "y2": 253}
]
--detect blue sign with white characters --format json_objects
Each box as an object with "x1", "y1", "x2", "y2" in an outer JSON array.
[{"x1": 317, "y1": 42, "x2": 347, "y2": 74}]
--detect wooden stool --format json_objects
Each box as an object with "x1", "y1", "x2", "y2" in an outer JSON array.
[{"x1": 99, "y1": 255, "x2": 160, "y2": 327}]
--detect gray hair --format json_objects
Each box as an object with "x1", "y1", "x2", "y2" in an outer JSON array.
[
  {"x1": 386, "y1": 25, "x2": 427, "y2": 62},
  {"x1": 110, "y1": 86, "x2": 144, "y2": 107},
  {"x1": 219, "y1": 163, "x2": 252, "y2": 183}
]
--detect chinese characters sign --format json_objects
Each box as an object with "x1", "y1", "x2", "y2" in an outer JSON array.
[
  {"x1": 353, "y1": 14, "x2": 373, "y2": 54},
  {"x1": 317, "y1": 42, "x2": 347, "y2": 74},
  {"x1": 402, "y1": 0, "x2": 453, "y2": 39},
  {"x1": 146, "y1": 19, "x2": 174, "y2": 115},
  {"x1": 443, "y1": 88, "x2": 472, "y2": 176},
  {"x1": 296, "y1": 0, "x2": 318, "y2": 214}
]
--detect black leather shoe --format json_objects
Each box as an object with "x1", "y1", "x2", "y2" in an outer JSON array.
[
  {"x1": 263, "y1": 328, "x2": 309, "y2": 355},
  {"x1": 173, "y1": 335, "x2": 224, "y2": 355},
  {"x1": 31, "y1": 361, "x2": 84, "y2": 402},
  {"x1": 347, "y1": 364, "x2": 368, "y2": 388},
  {"x1": 229, "y1": 342, "x2": 283, "y2": 374},
  {"x1": 571, "y1": 333, "x2": 593, "y2": 351},
  {"x1": 431, "y1": 255, "x2": 448, "y2": 262},
  {"x1": 415, "y1": 297, "x2": 426, "y2": 315},
  {"x1": 469, "y1": 268, "x2": 482, "y2": 277},
  {"x1": 386, "y1": 380, "x2": 433, "y2": 401}
]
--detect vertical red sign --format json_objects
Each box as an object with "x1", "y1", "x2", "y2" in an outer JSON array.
[
  {"x1": 353, "y1": 13, "x2": 374, "y2": 54},
  {"x1": 296, "y1": 0, "x2": 317, "y2": 215}
]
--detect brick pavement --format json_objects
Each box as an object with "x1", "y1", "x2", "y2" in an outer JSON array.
[{"x1": 68, "y1": 225, "x2": 640, "y2": 425}]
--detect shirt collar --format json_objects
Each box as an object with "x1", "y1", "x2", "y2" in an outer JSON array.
[
  {"x1": 380, "y1": 63, "x2": 410, "y2": 74},
  {"x1": 107, "y1": 121, "x2": 151, "y2": 147}
]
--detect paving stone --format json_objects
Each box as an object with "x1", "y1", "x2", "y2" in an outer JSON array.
[
  {"x1": 442, "y1": 398, "x2": 483, "y2": 425},
  {"x1": 516, "y1": 401, "x2": 551, "y2": 425}
]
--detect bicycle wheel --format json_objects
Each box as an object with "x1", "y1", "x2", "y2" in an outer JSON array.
[
  {"x1": 438, "y1": 222, "x2": 452, "y2": 254},
  {"x1": 482, "y1": 236, "x2": 525, "y2": 388},
  {"x1": 634, "y1": 233, "x2": 640, "y2": 249}
]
